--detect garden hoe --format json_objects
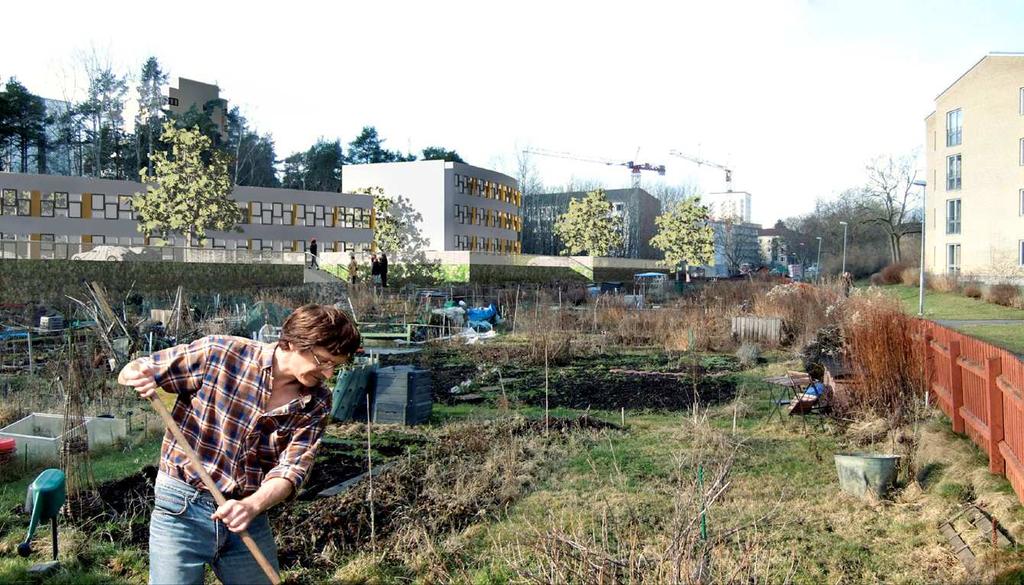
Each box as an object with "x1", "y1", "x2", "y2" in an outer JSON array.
[{"x1": 146, "y1": 395, "x2": 282, "y2": 584}]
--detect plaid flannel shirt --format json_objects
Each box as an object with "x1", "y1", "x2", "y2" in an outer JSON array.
[{"x1": 148, "y1": 335, "x2": 331, "y2": 497}]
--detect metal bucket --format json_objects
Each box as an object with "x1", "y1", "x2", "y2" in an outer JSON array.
[{"x1": 834, "y1": 452, "x2": 901, "y2": 500}]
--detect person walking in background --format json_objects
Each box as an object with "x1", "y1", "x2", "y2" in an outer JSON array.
[
  {"x1": 308, "y1": 239, "x2": 319, "y2": 270},
  {"x1": 379, "y1": 251, "x2": 389, "y2": 288},
  {"x1": 371, "y1": 253, "x2": 381, "y2": 286},
  {"x1": 347, "y1": 253, "x2": 359, "y2": 285}
]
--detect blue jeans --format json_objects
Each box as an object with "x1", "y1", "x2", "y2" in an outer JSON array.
[{"x1": 149, "y1": 472, "x2": 280, "y2": 585}]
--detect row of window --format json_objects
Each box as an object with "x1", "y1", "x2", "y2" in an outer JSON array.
[
  {"x1": 248, "y1": 202, "x2": 371, "y2": 229},
  {"x1": 946, "y1": 242, "x2": 1024, "y2": 273},
  {"x1": 452, "y1": 234, "x2": 522, "y2": 254},
  {"x1": 0, "y1": 232, "x2": 372, "y2": 254},
  {"x1": 943, "y1": 189, "x2": 1024, "y2": 235},
  {"x1": 453, "y1": 173, "x2": 522, "y2": 205},
  {"x1": 0, "y1": 189, "x2": 372, "y2": 230},
  {"x1": 944, "y1": 88, "x2": 1024, "y2": 147},
  {"x1": 453, "y1": 205, "x2": 522, "y2": 230}
]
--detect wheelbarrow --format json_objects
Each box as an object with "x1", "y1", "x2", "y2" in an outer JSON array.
[{"x1": 17, "y1": 468, "x2": 65, "y2": 573}]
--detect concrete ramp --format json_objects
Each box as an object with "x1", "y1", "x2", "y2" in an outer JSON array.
[{"x1": 303, "y1": 267, "x2": 343, "y2": 284}]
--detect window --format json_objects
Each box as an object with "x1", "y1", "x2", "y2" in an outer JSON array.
[
  {"x1": 946, "y1": 154, "x2": 961, "y2": 190},
  {"x1": 168, "y1": 97, "x2": 179, "y2": 106},
  {"x1": 1020, "y1": 189, "x2": 1024, "y2": 216},
  {"x1": 261, "y1": 202, "x2": 272, "y2": 225},
  {"x1": 946, "y1": 109, "x2": 962, "y2": 147},
  {"x1": 272, "y1": 202, "x2": 283, "y2": 225},
  {"x1": 1020, "y1": 240, "x2": 1024, "y2": 267},
  {"x1": 39, "y1": 193, "x2": 54, "y2": 217},
  {"x1": 455, "y1": 204, "x2": 465, "y2": 224},
  {"x1": 305, "y1": 205, "x2": 315, "y2": 226},
  {"x1": 947, "y1": 244, "x2": 961, "y2": 274},
  {"x1": 118, "y1": 195, "x2": 134, "y2": 220},
  {"x1": 296, "y1": 204, "x2": 306, "y2": 226},
  {"x1": 53, "y1": 192, "x2": 69, "y2": 218},
  {"x1": 237, "y1": 202, "x2": 249, "y2": 224},
  {"x1": 69, "y1": 193, "x2": 81, "y2": 218},
  {"x1": 251, "y1": 201, "x2": 263, "y2": 224},
  {"x1": 1020, "y1": 88, "x2": 1024, "y2": 115},
  {"x1": 250, "y1": 238, "x2": 262, "y2": 250},
  {"x1": 1, "y1": 189, "x2": 16, "y2": 215},
  {"x1": 1020, "y1": 138, "x2": 1024, "y2": 166},
  {"x1": 946, "y1": 199, "x2": 961, "y2": 234},
  {"x1": 16, "y1": 191, "x2": 30, "y2": 216}
]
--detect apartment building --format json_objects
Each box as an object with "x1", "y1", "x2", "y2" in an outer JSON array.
[
  {"x1": 0, "y1": 172, "x2": 373, "y2": 259},
  {"x1": 924, "y1": 53, "x2": 1024, "y2": 280},
  {"x1": 167, "y1": 77, "x2": 229, "y2": 142},
  {"x1": 342, "y1": 160, "x2": 522, "y2": 255},
  {"x1": 704, "y1": 190, "x2": 753, "y2": 223}
]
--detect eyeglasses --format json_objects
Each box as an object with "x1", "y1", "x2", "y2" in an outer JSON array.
[{"x1": 307, "y1": 349, "x2": 342, "y2": 372}]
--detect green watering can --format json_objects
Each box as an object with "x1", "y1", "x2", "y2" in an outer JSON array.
[{"x1": 17, "y1": 468, "x2": 66, "y2": 560}]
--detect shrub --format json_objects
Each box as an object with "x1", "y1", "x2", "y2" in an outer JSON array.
[
  {"x1": 869, "y1": 272, "x2": 884, "y2": 286},
  {"x1": 900, "y1": 267, "x2": 921, "y2": 286},
  {"x1": 986, "y1": 283, "x2": 1021, "y2": 307},
  {"x1": 963, "y1": 282, "x2": 983, "y2": 299},
  {"x1": 878, "y1": 263, "x2": 907, "y2": 285},
  {"x1": 929, "y1": 273, "x2": 961, "y2": 293},
  {"x1": 838, "y1": 292, "x2": 924, "y2": 424},
  {"x1": 735, "y1": 342, "x2": 761, "y2": 368}
]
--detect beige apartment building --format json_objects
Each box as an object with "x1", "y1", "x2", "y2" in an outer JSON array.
[
  {"x1": 924, "y1": 53, "x2": 1024, "y2": 281},
  {"x1": 167, "y1": 78, "x2": 228, "y2": 142}
]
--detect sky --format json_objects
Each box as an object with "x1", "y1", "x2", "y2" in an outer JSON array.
[{"x1": 4, "y1": 0, "x2": 1024, "y2": 224}]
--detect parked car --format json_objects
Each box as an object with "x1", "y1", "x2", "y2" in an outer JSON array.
[{"x1": 71, "y1": 245, "x2": 160, "y2": 262}]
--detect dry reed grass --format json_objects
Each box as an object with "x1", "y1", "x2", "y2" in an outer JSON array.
[{"x1": 837, "y1": 291, "x2": 924, "y2": 424}]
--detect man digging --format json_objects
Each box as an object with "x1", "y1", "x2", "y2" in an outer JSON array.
[{"x1": 118, "y1": 304, "x2": 360, "y2": 584}]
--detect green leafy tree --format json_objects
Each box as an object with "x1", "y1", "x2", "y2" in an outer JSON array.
[
  {"x1": 133, "y1": 122, "x2": 243, "y2": 247},
  {"x1": 347, "y1": 126, "x2": 415, "y2": 164},
  {"x1": 420, "y1": 146, "x2": 464, "y2": 163},
  {"x1": 650, "y1": 196, "x2": 715, "y2": 279},
  {"x1": 552, "y1": 188, "x2": 624, "y2": 256},
  {"x1": 357, "y1": 186, "x2": 433, "y2": 282}
]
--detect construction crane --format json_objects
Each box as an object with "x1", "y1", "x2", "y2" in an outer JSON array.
[
  {"x1": 668, "y1": 150, "x2": 733, "y2": 192},
  {"x1": 523, "y1": 148, "x2": 665, "y2": 189}
]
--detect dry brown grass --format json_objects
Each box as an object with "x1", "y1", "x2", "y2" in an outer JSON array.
[
  {"x1": 985, "y1": 283, "x2": 1021, "y2": 307},
  {"x1": 929, "y1": 273, "x2": 962, "y2": 293},
  {"x1": 837, "y1": 291, "x2": 924, "y2": 424}
]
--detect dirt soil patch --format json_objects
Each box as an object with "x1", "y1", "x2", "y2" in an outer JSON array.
[
  {"x1": 65, "y1": 464, "x2": 158, "y2": 546},
  {"x1": 503, "y1": 366, "x2": 736, "y2": 411}
]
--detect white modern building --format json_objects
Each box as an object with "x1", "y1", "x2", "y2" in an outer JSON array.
[
  {"x1": 704, "y1": 191, "x2": 752, "y2": 223},
  {"x1": 342, "y1": 160, "x2": 522, "y2": 254}
]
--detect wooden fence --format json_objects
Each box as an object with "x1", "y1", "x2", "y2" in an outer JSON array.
[
  {"x1": 918, "y1": 321, "x2": 1024, "y2": 502},
  {"x1": 731, "y1": 316, "x2": 783, "y2": 345}
]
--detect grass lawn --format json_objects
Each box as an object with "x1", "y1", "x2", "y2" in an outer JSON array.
[
  {"x1": 879, "y1": 284, "x2": 1024, "y2": 320},
  {"x1": 955, "y1": 323, "x2": 1024, "y2": 355}
]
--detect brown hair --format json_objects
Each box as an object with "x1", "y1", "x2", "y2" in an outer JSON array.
[{"x1": 279, "y1": 304, "x2": 361, "y2": 357}]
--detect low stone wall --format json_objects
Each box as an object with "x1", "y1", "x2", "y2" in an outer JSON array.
[{"x1": 0, "y1": 259, "x2": 304, "y2": 304}]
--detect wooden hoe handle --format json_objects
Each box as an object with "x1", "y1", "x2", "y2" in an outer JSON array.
[{"x1": 147, "y1": 396, "x2": 282, "y2": 584}]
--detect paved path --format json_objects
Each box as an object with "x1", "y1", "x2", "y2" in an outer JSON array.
[{"x1": 936, "y1": 319, "x2": 1024, "y2": 326}]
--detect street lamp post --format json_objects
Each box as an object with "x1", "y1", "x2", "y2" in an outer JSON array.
[
  {"x1": 815, "y1": 236, "x2": 823, "y2": 283},
  {"x1": 913, "y1": 179, "x2": 927, "y2": 316},
  {"x1": 839, "y1": 221, "x2": 849, "y2": 275}
]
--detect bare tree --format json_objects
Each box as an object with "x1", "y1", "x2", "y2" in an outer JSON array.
[
  {"x1": 858, "y1": 154, "x2": 921, "y2": 264},
  {"x1": 514, "y1": 147, "x2": 545, "y2": 196},
  {"x1": 644, "y1": 179, "x2": 699, "y2": 210}
]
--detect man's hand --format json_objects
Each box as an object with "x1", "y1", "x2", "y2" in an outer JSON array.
[
  {"x1": 118, "y1": 358, "x2": 160, "y2": 399},
  {"x1": 212, "y1": 499, "x2": 259, "y2": 533}
]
